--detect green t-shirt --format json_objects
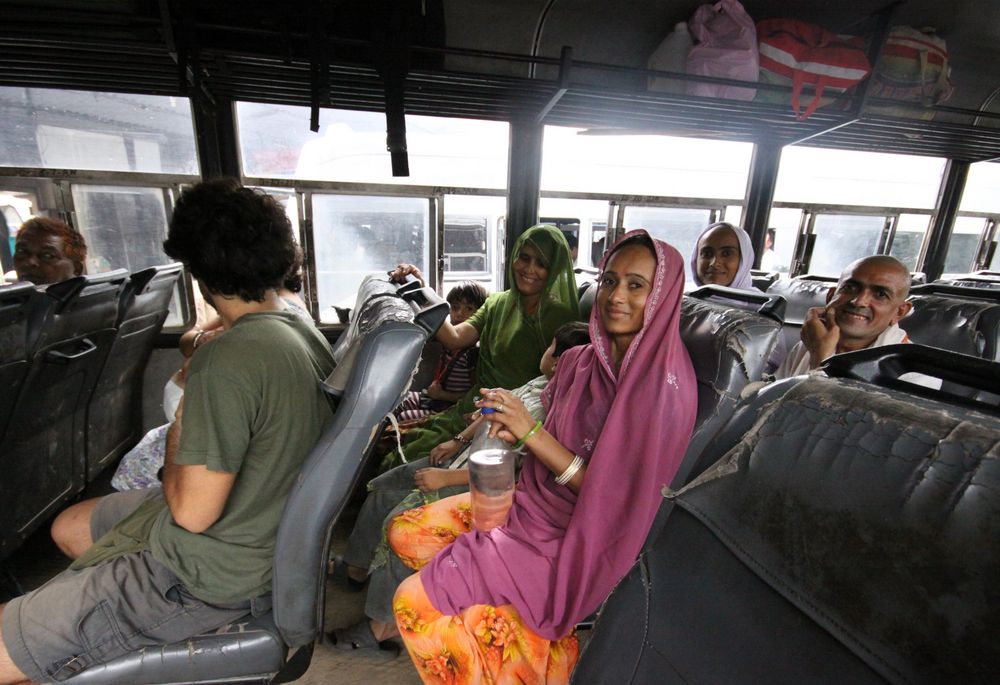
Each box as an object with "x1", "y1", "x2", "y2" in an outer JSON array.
[{"x1": 75, "y1": 311, "x2": 335, "y2": 604}]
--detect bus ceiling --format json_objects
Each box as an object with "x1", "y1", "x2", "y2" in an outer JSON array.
[{"x1": 1, "y1": 1, "x2": 1000, "y2": 162}]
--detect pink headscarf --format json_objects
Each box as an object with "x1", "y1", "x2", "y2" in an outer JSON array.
[{"x1": 420, "y1": 230, "x2": 697, "y2": 639}]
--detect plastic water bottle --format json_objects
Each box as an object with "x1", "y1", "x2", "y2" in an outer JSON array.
[
  {"x1": 468, "y1": 408, "x2": 516, "y2": 531},
  {"x1": 647, "y1": 22, "x2": 693, "y2": 94}
]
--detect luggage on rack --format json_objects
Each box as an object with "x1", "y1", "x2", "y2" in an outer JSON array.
[{"x1": 756, "y1": 18, "x2": 872, "y2": 120}]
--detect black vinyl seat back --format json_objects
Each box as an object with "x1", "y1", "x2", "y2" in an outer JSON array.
[
  {"x1": 675, "y1": 298, "x2": 781, "y2": 483},
  {"x1": 575, "y1": 346, "x2": 1000, "y2": 684},
  {"x1": 61, "y1": 281, "x2": 448, "y2": 685},
  {"x1": 936, "y1": 276, "x2": 1000, "y2": 290},
  {"x1": 765, "y1": 276, "x2": 835, "y2": 354},
  {"x1": 578, "y1": 279, "x2": 596, "y2": 322},
  {"x1": 749, "y1": 268, "x2": 779, "y2": 291},
  {"x1": 0, "y1": 282, "x2": 35, "y2": 440},
  {"x1": 86, "y1": 263, "x2": 183, "y2": 480},
  {"x1": 900, "y1": 284, "x2": 1000, "y2": 401},
  {"x1": 0, "y1": 270, "x2": 126, "y2": 559}
]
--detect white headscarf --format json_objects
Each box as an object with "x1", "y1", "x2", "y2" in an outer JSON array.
[{"x1": 689, "y1": 222, "x2": 756, "y2": 290}]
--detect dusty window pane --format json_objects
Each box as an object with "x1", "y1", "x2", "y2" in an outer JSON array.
[
  {"x1": 237, "y1": 103, "x2": 508, "y2": 188},
  {"x1": 0, "y1": 87, "x2": 198, "y2": 174},
  {"x1": 889, "y1": 214, "x2": 931, "y2": 271},
  {"x1": 958, "y1": 162, "x2": 1000, "y2": 213},
  {"x1": 807, "y1": 215, "x2": 884, "y2": 277},
  {"x1": 942, "y1": 216, "x2": 987, "y2": 276},
  {"x1": 442, "y1": 194, "x2": 505, "y2": 296},
  {"x1": 539, "y1": 197, "x2": 609, "y2": 270},
  {"x1": 542, "y1": 126, "x2": 752, "y2": 198},
  {"x1": 763, "y1": 208, "x2": 801, "y2": 275},
  {"x1": 312, "y1": 194, "x2": 430, "y2": 321},
  {"x1": 622, "y1": 206, "x2": 713, "y2": 280}
]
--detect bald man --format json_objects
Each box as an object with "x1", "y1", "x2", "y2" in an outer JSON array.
[{"x1": 775, "y1": 256, "x2": 914, "y2": 378}]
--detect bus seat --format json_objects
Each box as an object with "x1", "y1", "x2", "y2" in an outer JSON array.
[
  {"x1": 935, "y1": 276, "x2": 1000, "y2": 290},
  {"x1": 573, "y1": 345, "x2": 1000, "y2": 684},
  {"x1": 749, "y1": 268, "x2": 779, "y2": 291},
  {"x1": 636, "y1": 296, "x2": 780, "y2": 549},
  {"x1": 675, "y1": 294, "x2": 782, "y2": 485},
  {"x1": 578, "y1": 279, "x2": 596, "y2": 322},
  {"x1": 0, "y1": 282, "x2": 35, "y2": 440},
  {"x1": 85, "y1": 263, "x2": 183, "y2": 481},
  {"x1": 765, "y1": 276, "x2": 835, "y2": 356},
  {"x1": 0, "y1": 271, "x2": 127, "y2": 559},
  {"x1": 60, "y1": 280, "x2": 449, "y2": 685},
  {"x1": 901, "y1": 284, "x2": 1000, "y2": 401}
]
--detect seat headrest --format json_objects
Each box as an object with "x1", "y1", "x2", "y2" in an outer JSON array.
[
  {"x1": 765, "y1": 278, "x2": 832, "y2": 324},
  {"x1": 675, "y1": 376, "x2": 1000, "y2": 684}
]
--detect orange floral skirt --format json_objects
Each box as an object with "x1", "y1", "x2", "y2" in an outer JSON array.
[{"x1": 390, "y1": 493, "x2": 579, "y2": 684}]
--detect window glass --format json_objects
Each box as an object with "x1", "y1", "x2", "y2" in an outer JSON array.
[
  {"x1": 622, "y1": 206, "x2": 714, "y2": 280},
  {"x1": 0, "y1": 87, "x2": 198, "y2": 174},
  {"x1": 541, "y1": 126, "x2": 752, "y2": 197},
  {"x1": 942, "y1": 216, "x2": 987, "y2": 276},
  {"x1": 72, "y1": 186, "x2": 171, "y2": 275},
  {"x1": 539, "y1": 197, "x2": 610, "y2": 269},
  {"x1": 807, "y1": 214, "x2": 885, "y2": 277},
  {"x1": 958, "y1": 162, "x2": 1000, "y2": 213},
  {"x1": 312, "y1": 194, "x2": 430, "y2": 322},
  {"x1": 762, "y1": 208, "x2": 801, "y2": 274},
  {"x1": 889, "y1": 214, "x2": 931, "y2": 270},
  {"x1": 71, "y1": 184, "x2": 188, "y2": 325},
  {"x1": 237, "y1": 103, "x2": 509, "y2": 188},
  {"x1": 442, "y1": 194, "x2": 506, "y2": 295},
  {"x1": 774, "y1": 146, "x2": 946, "y2": 209}
]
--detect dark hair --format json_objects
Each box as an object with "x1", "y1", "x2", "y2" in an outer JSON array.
[
  {"x1": 766, "y1": 227, "x2": 776, "y2": 241},
  {"x1": 562, "y1": 231, "x2": 579, "y2": 250},
  {"x1": 553, "y1": 321, "x2": 590, "y2": 356},
  {"x1": 20, "y1": 217, "x2": 87, "y2": 275},
  {"x1": 283, "y1": 244, "x2": 304, "y2": 293},
  {"x1": 163, "y1": 179, "x2": 296, "y2": 302},
  {"x1": 446, "y1": 281, "x2": 489, "y2": 308},
  {"x1": 612, "y1": 232, "x2": 656, "y2": 258}
]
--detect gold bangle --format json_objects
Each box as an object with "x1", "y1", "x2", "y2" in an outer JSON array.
[{"x1": 555, "y1": 455, "x2": 584, "y2": 486}]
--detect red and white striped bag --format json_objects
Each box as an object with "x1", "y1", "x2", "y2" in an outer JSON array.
[{"x1": 756, "y1": 18, "x2": 872, "y2": 120}]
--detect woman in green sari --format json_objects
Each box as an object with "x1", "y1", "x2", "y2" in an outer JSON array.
[{"x1": 387, "y1": 224, "x2": 579, "y2": 470}]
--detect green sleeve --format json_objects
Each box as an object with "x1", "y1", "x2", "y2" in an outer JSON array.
[
  {"x1": 465, "y1": 292, "x2": 499, "y2": 334},
  {"x1": 175, "y1": 366, "x2": 257, "y2": 474}
]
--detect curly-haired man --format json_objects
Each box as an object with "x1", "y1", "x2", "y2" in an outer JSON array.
[{"x1": 0, "y1": 180, "x2": 335, "y2": 683}]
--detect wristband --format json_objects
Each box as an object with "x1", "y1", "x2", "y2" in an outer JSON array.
[
  {"x1": 453, "y1": 433, "x2": 471, "y2": 446},
  {"x1": 512, "y1": 420, "x2": 543, "y2": 450}
]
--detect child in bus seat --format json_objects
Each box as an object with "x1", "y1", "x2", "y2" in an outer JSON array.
[
  {"x1": 394, "y1": 281, "x2": 488, "y2": 422},
  {"x1": 328, "y1": 321, "x2": 590, "y2": 654}
]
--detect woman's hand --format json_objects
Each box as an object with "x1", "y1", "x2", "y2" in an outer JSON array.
[
  {"x1": 429, "y1": 439, "x2": 461, "y2": 466},
  {"x1": 388, "y1": 263, "x2": 425, "y2": 287},
  {"x1": 474, "y1": 387, "x2": 534, "y2": 444}
]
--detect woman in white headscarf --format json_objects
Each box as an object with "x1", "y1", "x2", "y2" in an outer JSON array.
[{"x1": 689, "y1": 221, "x2": 755, "y2": 289}]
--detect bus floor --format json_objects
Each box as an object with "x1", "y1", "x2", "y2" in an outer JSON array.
[{"x1": 0, "y1": 476, "x2": 422, "y2": 684}]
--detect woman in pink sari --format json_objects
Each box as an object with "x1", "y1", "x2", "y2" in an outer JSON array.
[{"x1": 391, "y1": 230, "x2": 698, "y2": 683}]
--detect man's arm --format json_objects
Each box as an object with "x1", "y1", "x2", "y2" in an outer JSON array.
[{"x1": 161, "y1": 404, "x2": 236, "y2": 534}]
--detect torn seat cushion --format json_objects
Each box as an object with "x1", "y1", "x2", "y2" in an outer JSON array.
[{"x1": 676, "y1": 377, "x2": 1000, "y2": 684}]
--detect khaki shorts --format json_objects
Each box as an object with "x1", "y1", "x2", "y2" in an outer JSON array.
[{"x1": 2, "y1": 489, "x2": 255, "y2": 682}]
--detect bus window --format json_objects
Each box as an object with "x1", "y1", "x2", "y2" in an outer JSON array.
[
  {"x1": 0, "y1": 87, "x2": 198, "y2": 174},
  {"x1": 71, "y1": 185, "x2": 171, "y2": 276},
  {"x1": 943, "y1": 216, "x2": 989, "y2": 276},
  {"x1": 889, "y1": 214, "x2": 932, "y2": 270},
  {"x1": 807, "y1": 214, "x2": 886, "y2": 277},
  {"x1": 239, "y1": 103, "x2": 509, "y2": 189},
  {"x1": 442, "y1": 194, "x2": 505, "y2": 293},
  {"x1": 765, "y1": 208, "x2": 802, "y2": 274},
  {"x1": 622, "y1": 206, "x2": 715, "y2": 279},
  {"x1": 311, "y1": 194, "x2": 431, "y2": 322},
  {"x1": 538, "y1": 198, "x2": 609, "y2": 269}
]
